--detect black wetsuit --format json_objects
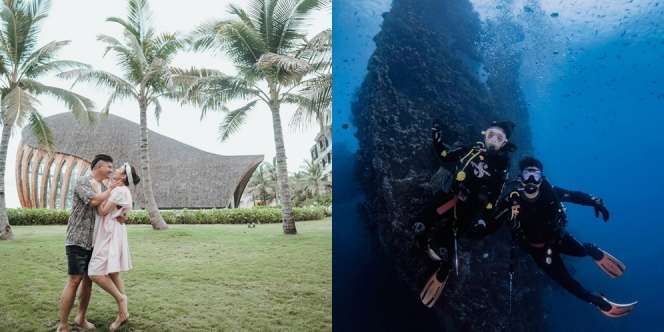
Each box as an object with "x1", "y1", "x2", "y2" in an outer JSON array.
[
  {"x1": 418, "y1": 135, "x2": 511, "y2": 281},
  {"x1": 494, "y1": 179, "x2": 610, "y2": 309}
]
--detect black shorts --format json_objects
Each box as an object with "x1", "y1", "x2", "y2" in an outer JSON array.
[{"x1": 66, "y1": 245, "x2": 93, "y2": 275}]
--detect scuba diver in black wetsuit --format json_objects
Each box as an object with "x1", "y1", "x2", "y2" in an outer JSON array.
[
  {"x1": 414, "y1": 120, "x2": 516, "y2": 308},
  {"x1": 493, "y1": 156, "x2": 637, "y2": 318}
]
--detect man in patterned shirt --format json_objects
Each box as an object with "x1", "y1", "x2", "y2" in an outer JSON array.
[{"x1": 57, "y1": 154, "x2": 124, "y2": 332}]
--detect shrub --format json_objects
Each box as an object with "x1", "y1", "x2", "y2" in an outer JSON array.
[
  {"x1": 8, "y1": 207, "x2": 328, "y2": 226},
  {"x1": 7, "y1": 209, "x2": 70, "y2": 225}
]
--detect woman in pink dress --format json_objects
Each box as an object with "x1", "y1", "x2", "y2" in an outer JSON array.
[{"x1": 88, "y1": 163, "x2": 139, "y2": 331}]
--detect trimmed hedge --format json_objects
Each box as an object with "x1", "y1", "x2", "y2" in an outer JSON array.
[{"x1": 8, "y1": 207, "x2": 329, "y2": 226}]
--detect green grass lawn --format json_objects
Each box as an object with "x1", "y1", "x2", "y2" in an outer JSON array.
[{"x1": 0, "y1": 219, "x2": 331, "y2": 331}]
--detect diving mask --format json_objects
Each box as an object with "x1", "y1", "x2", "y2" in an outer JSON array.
[
  {"x1": 484, "y1": 127, "x2": 508, "y2": 150},
  {"x1": 521, "y1": 167, "x2": 542, "y2": 195},
  {"x1": 521, "y1": 167, "x2": 542, "y2": 183}
]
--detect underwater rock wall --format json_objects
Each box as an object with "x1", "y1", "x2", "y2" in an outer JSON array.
[{"x1": 352, "y1": 0, "x2": 543, "y2": 330}]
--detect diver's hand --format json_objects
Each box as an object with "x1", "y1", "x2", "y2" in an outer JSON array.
[
  {"x1": 432, "y1": 120, "x2": 443, "y2": 145},
  {"x1": 473, "y1": 218, "x2": 487, "y2": 230},
  {"x1": 592, "y1": 197, "x2": 609, "y2": 222}
]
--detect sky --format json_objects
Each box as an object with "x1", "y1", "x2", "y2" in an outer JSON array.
[{"x1": 5, "y1": 0, "x2": 331, "y2": 208}]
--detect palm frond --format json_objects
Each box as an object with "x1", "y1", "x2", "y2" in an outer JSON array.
[
  {"x1": 171, "y1": 67, "x2": 260, "y2": 115},
  {"x1": 25, "y1": 59, "x2": 90, "y2": 78},
  {"x1": 123, "y1": 31, "x2": 148, "y2": 80},
  {"x1": 284, "y1": 72, "x2": 330, "y2": 131},
  {"x1": 296, "y1": 28, "x2": 331, "y2": 71},
  {"x1": 140, "y1": 57, "x2": 164, "y2": 85},
  {"x1": 27, "y1": 0, "x2": 51, "y2": 21},
  {"x1": 272, "y1": 0, "x2": 329, "y2": 52},
  {"x1": 152, "y1": 32, "x2": 181, "y2": 62},
  {"x1": 169, "y1": 66, "x2": 224, "y2": 85},
  {"x1": 97, "y1": 34, "x2": 131, "y2": 57},
  {"x1": 191, "y1": 19, "x2": 266, "y2": 67},
  {"x1": 99, "y1": 89, "x2": 131, "y2": 116},
  {"x1": 2, "y1": 85, "x2": 39, "y2": 127},
  {"x1": 257, "y1": 52, "x2": 310, "y2": 75},
  {"x1": 126, "y1": 0, "x2": 152, "y2": 41},
  {"x1": 28, "y1": 110, "x2": 54, "y2": 150},
  {"x1": 306, "y1": 28, "x2": 331, "y2": 50},
  {"x1": 243, "y1": 0, "x2": 273, "y2": 48},
  {"x1": 227, "y1": 4, "x2": 256, "y2": 31},
  {"x1": 106, "y1": 16, "x2": 139, "y2": 40},
  {"x1": 20, "y1": 79, "x2": 95, "y2": 123},
  {"x1": 187, "y1": 20, "x2": 223, "y2": 52},
  {"x1": 150, "y1": 96, "x2": 161, "y2": 124},
  {"x1": 97, "y1": 33, "x2": 145, "y2": 83},
  {"x1": 0, "y1": 0, "x2": 43, "y2": 64},
  {"x1": 167, "y1": 66, "x2": 223, "y2": 106},
  {"x1": 218, "y1": 99, "x2": 257, "y2": 142},
  {"x1": 57, "y1": 68, "x2": 137, "y2": 97},
  {"x1": 19, "y1": 39, "x2": 70, "y2": 78}
]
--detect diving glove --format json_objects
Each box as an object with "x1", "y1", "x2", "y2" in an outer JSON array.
[{"x1": 592, "y1": 197, "x2": 609, "y2": 222}]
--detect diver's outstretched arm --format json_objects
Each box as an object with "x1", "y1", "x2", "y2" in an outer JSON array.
[
  {"x1": 553, "y1": 186, "x2": 609, "y2": 221},
  {"x1": 432, "y1": 120, "x2": 469, "y2": 162},
  {"x1": 553, "y1": 186, "x2": 596, "y2": 205}
]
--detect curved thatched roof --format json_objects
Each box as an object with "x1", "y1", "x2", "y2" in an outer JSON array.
[{"x1": 20, "y1": 112, "x2": 263, "y2": 209}]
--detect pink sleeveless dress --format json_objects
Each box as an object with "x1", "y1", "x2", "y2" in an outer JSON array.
[{"x1": 88, "y1": 186, "x2": 133, "y2": 276}]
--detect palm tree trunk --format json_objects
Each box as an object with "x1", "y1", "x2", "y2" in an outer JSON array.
[
  {"x1": 139, "y1": 101, "x2": 168, "y2": 230},
  {"x1": 269, "y1": 91, "x2": 296, "y2": 234},
  {"x1": 273, "y1": 171, "x2": 280, "y2": 205},
  {"x1": 0, "y1": 122, "x2": 14, "y2": 240}
]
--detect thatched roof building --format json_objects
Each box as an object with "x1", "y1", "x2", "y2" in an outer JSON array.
[{"x1": 16, "y1": 113, "x2": 263, "y2": 209}]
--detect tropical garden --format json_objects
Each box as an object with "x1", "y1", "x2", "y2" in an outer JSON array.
[
  {"x1": 0, "y1": 0, "x2": 331, "y2": 239},
  {"x1": 0, "y1": 0, "x2": 331, "y2": 330}
]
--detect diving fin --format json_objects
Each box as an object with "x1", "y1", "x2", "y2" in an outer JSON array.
[
  {"x1": 420, "y1": 269, "x2": 449, "y2": 308},
  {"x1": 427, "y1": 247, "x2": 442, "y2": 261},
  {"x1": 594, "y1": 250, "x2": 626, "y2": 278},
  {"x1": 597, "y1": 296, "x2": 638, "y2": 318}
]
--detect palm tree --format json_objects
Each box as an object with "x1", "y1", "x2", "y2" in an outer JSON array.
[
  {"x1": 58, "y1": 0, "x2": 179, "y2": 230},
  {"x1": 247, "y1": 162, "x2": 277, "y2": 206},
  {"x1": 300, "y1": 159, "x2": 323, "y2": 199},
  {"x1": 174, "y1": 0, "x2": 330, "y2": 234},
  {"x1": 0, "y1": 0, "x2": 95, "y2": 240},
  {"x1": 287, "y1": 29, "x2": 331, "y2": 133},
  {"x1": 289, "y1": 171, "x2": 308, "y2": 207}
]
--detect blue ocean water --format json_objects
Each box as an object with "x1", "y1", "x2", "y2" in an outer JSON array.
[
  {"x1": 332, "y1": 1, "x2": 442, "y2": 330},
  {"x1": 521, "y1": 5, "x2": 664, "y2": 331},
  {"x1": 333, "y1": 0, "x2": 664, "y2": 331}
]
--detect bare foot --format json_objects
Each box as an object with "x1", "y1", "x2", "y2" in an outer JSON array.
[
  {"x1": 109, "y1": 314, "x2": 128, "y2": 331},
  {"x1": 55, "y1": 322, "x2": 69, "y2": 332},
  {"x1": 109, "y1": 294, "x2": 129, "y2": 331},
  {"x1": 74, "y1": 315, "x2": 96, "y2": 330}
]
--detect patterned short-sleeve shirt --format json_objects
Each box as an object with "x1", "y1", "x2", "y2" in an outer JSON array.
[{"x1": 64, "y1": 175, "x2": 106, "y2": 250}]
